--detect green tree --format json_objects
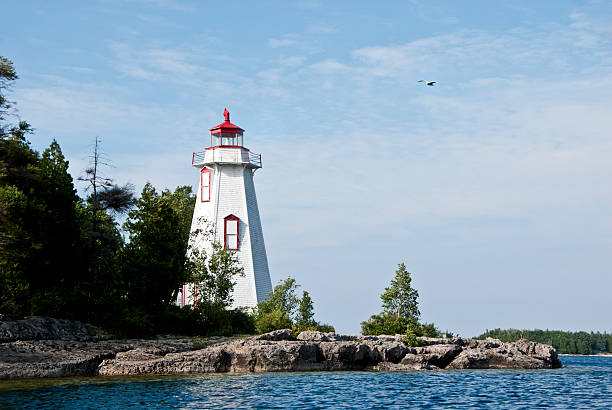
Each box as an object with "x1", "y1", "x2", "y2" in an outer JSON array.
[
  {"x1": 121, "y1": 183, "x2": 190, "y2": 316},
  {"x1": 254, "y1": 278, "x2": 300, "y2": 334},
  {"x1": 30, "y1": 140, "x2": 82, "y2": 316},
  {"x1": 0, "y1": 56, "x2": 18, "y2": 129},
  {"x1": 0, "y1": 57, "x2": 85, "y2": 317},
  {"x1": 163, "y1": 185, "x2": 196, "y2": 243},
  {"x1": 361, "y1": 263, "x2": 442, "y2": 342},
  {"x1": 79, "y1": 137, "x2": 134, "y2": 234},
  {"x1": 0, "y1": 57, "x2": 45, "y2": 316},
  {"x1": 296, "y1": 291, "x2": 315, "y2": 328},
  {"x1": 380, "y1": 263, "x2": 420, "y2": 321},
  {"x1": 190, "y1": 243, "x2": 243, "y2": 307},
  {"x1": 254, "y1": 278, "x2": 333, "y2": 334}
]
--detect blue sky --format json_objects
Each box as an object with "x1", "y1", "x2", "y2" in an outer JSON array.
[{"x1": 3, "y1": 0, "x2": 611, "y2": 336}]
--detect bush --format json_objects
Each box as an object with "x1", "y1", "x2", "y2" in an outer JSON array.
[
  {"x1": 158, "y1": 305, "x2": 203, "y2": 336},
  {"x1": 361, "y1": 313, "x2": 411, "y2": 336},
  {"x1": 228, "y1": 308, "x2": 256, "y2": 335},
  {"x1": 254, "y1": 278, "x2": 332, "y2": 335},
  {"x1": 255, "y1": 310, "x2": 293, "y2": 334}
]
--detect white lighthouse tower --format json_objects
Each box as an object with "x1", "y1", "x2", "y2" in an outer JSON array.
[{"x1": 181, "y1": 109, "x2": 273, "y2": 309}]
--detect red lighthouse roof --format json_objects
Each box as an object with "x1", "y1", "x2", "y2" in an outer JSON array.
[{"x1": 210, "y1": 108, "x2": 244, "y2": 134}]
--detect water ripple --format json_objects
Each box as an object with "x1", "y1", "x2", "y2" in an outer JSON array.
[{"x1": 1, "y1": 356, "x2": 611, "y2": 409}]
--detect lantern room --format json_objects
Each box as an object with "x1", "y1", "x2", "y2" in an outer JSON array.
[
  {"x1": 192, "y1": 109, "x2": 262, "y2": 169},
  {"x1": 210, "y1": 108, "x2": 244, "y2": 147}
]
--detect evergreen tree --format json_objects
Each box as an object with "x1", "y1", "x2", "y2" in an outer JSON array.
[
  {"x1": 30, "y1": 140, "x2": 82, "y2": 315},
  {"x1": 380, "y1": 263, "x2": 420, "y2": 321},
  {"x1": 361, "y1": 263, "x2": 442, "y2": 342},
  {"x1": 296, "y1": 291, "x2": 315, "y2": 328},
  {"x1": 122, "y1": 183, "x2": 190, "y2": 315},
  {"x1": 0, "y1": 57, "x2": 44, "y2": 316},
  {"x1": 162, "y1": 185, "x2": 196, "y2": 243},
  {"x1": 254, "y1": 278, "x2": 333, "y2": 334}
]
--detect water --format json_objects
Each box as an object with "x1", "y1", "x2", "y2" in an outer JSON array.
[{"x1": 1, "y1": 356, "x2": 611, "y2": 409}]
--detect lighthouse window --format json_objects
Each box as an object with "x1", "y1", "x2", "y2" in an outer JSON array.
[
  {"x1": 224, "y1": 215, "x2": 239, "y2": 250},
  {"x1": 201, "y1": 167, "x2": 210, "y2": 202},
  {"x1": 222, "y1": 133, "x2": 236, "y2": 146},
  {"x1": 213, "y1": 134, "x2": 221, "y2": 146}
]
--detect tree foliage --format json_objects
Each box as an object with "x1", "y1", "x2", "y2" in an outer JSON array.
[
  {"x1": 476, "y1": 328, "x2": 612, "y2": 355},
  {"x1": 121, "y1": 183, "x2": 191, "y2": 314},
  {"x1": 254, "y1": 278, "x2": 333, "y2": 334},
  {"x1": 361, "y1": 264, "x2": 447, "y2": 344},
  {"x1": 380, "y1": 263, "x2": 420, "y2": 321}
]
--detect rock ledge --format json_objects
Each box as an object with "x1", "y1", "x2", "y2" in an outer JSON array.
[{"x1": 0, "y1": 319, "x2": 562, "y2": 380}]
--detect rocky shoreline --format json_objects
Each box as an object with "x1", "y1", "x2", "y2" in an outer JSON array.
[{"x1": 0, "y1": 317, "x2": 561, "y2": 380}]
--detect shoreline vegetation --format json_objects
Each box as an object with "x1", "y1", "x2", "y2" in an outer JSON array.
[{"x1": 476, "y1": 329, "x2": 612, "y2": 356}]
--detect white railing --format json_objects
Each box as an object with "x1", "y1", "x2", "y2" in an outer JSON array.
[{"x1": 192, "y1": 148, "x2": 262, "y2": 168}]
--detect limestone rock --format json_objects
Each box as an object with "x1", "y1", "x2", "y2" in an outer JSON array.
[
  {"x1": 0, "y1": 316, "x2": 111, "y2": 343},
  {"x1": 0, "y1": 317, "x2": 562, "y2": 379},
  {"x1": 297, "y1": 331, "x2": 358, "y2": 342},
  {"x1": 252, "y1": 329, "x2": 293, "y2": 341}
]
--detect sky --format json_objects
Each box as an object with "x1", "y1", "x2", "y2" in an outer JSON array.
[{"x1": 2, "y1": 0, "x2": 611, "y2": 337}]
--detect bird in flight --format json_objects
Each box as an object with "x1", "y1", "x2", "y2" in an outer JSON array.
[{"x1": 418, "y1": 80, "x2": 437, "y2": 86}]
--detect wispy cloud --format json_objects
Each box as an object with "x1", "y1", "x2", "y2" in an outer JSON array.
[
  {"x1": 57, "y1": 65, "x2": 95, "y2": 74},
  {"x1": 98, "y1": 0, "x2": 197, "y2": 12},
  {"x1": 268, "y1": 35, "x2": 300, "y2": 48}
]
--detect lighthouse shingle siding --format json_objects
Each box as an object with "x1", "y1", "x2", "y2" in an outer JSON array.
[
  {"x1": 187, "y1": 160, "x2": 272, "y2": 309},
  {"x1": 183, "y1": 111, "x2": 273, "y2": 309}
]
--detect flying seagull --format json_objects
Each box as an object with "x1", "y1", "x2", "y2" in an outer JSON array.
[{"x1": 418, "y1": 80, "x2": 437, "y2": 86}]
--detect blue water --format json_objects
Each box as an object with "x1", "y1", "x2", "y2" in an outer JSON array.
[{"x1": 1, "y1": 356, "x2": 611, "y2": 409}]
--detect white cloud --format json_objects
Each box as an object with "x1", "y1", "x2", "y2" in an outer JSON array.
[
  {"x1": 268, "y1": 36, "x2": 299, "y2": 48},
  {"x1": 308, "y1": 59, "x2": 350, "y2": 73},
  {"x1": 278, "y1": 56, "x2": 306, "y2": 67}
]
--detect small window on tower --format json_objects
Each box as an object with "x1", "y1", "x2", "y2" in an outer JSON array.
[
  {"x1": 201, "y1": 167, "x2": 211, "y2": 202},
  {"x1": 224, "y1": 215, "x2": 239, "y2": 250}
]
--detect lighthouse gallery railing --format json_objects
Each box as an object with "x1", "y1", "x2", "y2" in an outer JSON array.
[{"x1": 192, "y1": 147, "x2": 262, "y2": 168}]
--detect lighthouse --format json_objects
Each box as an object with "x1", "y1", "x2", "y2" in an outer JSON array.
[{"x1": 181, "y1": 109, "x2": 273, "y2": 309}]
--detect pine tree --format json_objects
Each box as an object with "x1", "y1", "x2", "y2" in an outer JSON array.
[
  {"x1": 380, "y1": 263, "x2": 420, "y2": 321},
  {"x1": 122, "y1": 183, "x2": 191, "y2": 314},
  {"x1": 297, "y1": 291, "x2": 315, "y2": 328}
]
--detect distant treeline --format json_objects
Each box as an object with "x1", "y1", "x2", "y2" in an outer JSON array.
[{"x1": 476, "y1": 329, "x2": 612, "y2": 355}]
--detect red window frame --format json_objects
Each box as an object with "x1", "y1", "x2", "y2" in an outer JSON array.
[
  {"x1": 200, "y1": 167, "x2": 211, "y2": 202},
  {"x1": 224, "y1": 214, "x2": 240, "y2": 250}
]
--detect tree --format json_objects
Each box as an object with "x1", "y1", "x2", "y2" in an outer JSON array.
[
  {"x1": 0, "y1": 57, "x2": 46, "y2": 316},
  {"x1": 296, "y1": 291, "x2": 315, "y2": 328},
  {"x1": 254, "y1": 278, "x2": 298, "y2": 334},
  {"x1": 31, "y1": 140, "x2": 82, "y2": 316},
  {"x1": 0, "y1": 133, "x2": 83, "y2": 317},
  {"x1": 361, "y1": 264, "x2": 442, "y2": 342},
  {"x1": 184, "y1": 241, "x2": 253, "y2": 337},
  {"x1": 0, "y1": 56, "x2": 18, "y2": 129},
  {"x1": 162, "y1": 185, "x2": 196, "y2": 243},
  {"x1": 254, "y1": 278, "x2": 333, "y2": 334},
  {"x1": 78, "y1": 136, "x2": 134, "y2": 235},
  {"x1": 191, "y1": 243, "x2": 243, "y2": 307},
  {"x1": 380, "y1": 263, "x2": 420, "y2": 321},
  {"x1": 121, "y1": 183, "x2": 189, "y2": 315}
]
